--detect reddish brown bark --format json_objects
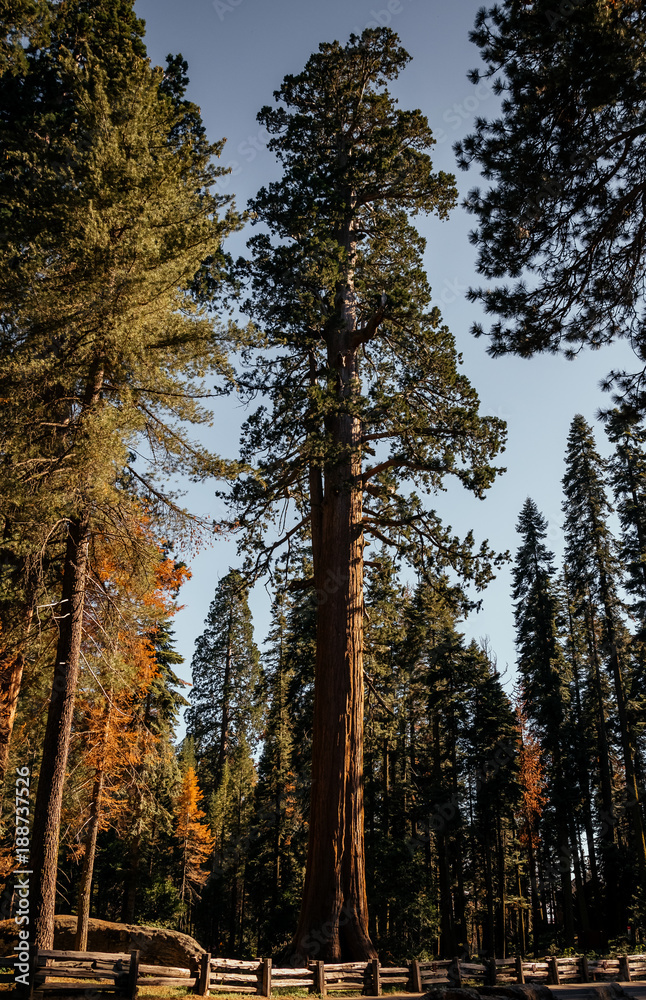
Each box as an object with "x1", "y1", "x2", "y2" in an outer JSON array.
[
  {"x1": 0, "y1": 653, "x2": 25, "y2": 794},
  {"x1": 30, "y1": 512, "x2": 91, "y2": 950},
  {"x1": 292, "y1": 243, "x2": 376, "y2": 958}
]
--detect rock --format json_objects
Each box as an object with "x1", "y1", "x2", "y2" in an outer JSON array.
[
  {"x1": 424, "y1": 986, "x2": 632, "y2": 1000},
  {"x1": 424, "y1": 990, "x2": 554, "y2": 1000},
  {"x1": 0, "y1": 915, "x2": 204, "y2": 969},
  {"x1": 478, "y1": 988, "x2": 554, "y2": 1000}
]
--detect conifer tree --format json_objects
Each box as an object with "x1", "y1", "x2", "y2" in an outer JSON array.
[
  {"x1": 465, "y1": 652, "x2": 521, "y2": 958},
  {"x1": 456, "y1": 1, "x2": 646, "y2": 410},
  {"x1": 606, "y1": 410, "x2": 646, "y2": 628},
  {"x1": 186, "y1": 570, "x2": 261, "y2": 797},
  {"x1": 247, "y1": 586, "x2": 302, "y2": 951},
  {"x1": 3, "y1": 0, "x2": 242, "y2": 950},
  {"x1": 512, "y1": 499, "x2": 575, "y2": 946},
  {"x1": 230, "y1": 27, "x2": 506, "y2": 960},
  {"x1": 562, "y1": 414, "x2": 646, "y2": 916},
  {"x1": 121, "y1": 620, "x2": 188, "y2": 924}
]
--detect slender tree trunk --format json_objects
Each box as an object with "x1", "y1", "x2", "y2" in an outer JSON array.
[
  {"x1": 516, "y1": 862, "x2": 526, "y2": 956},
  {"x1": 527, "y1": 835, "x2": 541, "y2": 955},
  {"x1": 215, "y1": 615, "x2": 233, "y2": 790},
  {"x1": 568, "y1": 807, "x2": 590, "y2": 934},
  {"x1": 74, "y1": 768, "x2": 105, "y2": 950},
  {"x1": 556, "y1": 813, "x2": 575, "y2": 947},
  {"x1": 30, "y1": 512, "x2": 91, "y2": 950},
  {"x1": 75, "y1": 698, "x2": 111, "y2": 950},
  {"x1": 292, "y1": 244, "x2": 375, "y2": 959}
]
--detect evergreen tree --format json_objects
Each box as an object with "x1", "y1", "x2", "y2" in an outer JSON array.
[
  {"x1": 562, "y1": 414, "x2": 646, "y2": 923},
  {"x1": 120, "y1": 620, "x2": 189, "y2": 924},
  {"x1": 465, "y1": 651, "x2": 521, "y2": 959},
  {"x1": 230, "y1": 26, "x2": 506, "y2": 960},
  {"x1": 456, "y1": 1, "x2": 646, "y2": 410},
  {"x1": 400, "y1": 576, "x2": 473, "y2": 958},
  {"x1": 512, "y1": 499, "x2": 576, "y2": 947},
  {"x1": 1, "y1": 0, "x2": 242, "y2": 952},
  {"x1": 606, "y1": 410, "x2": 646, "y2": 628},
  {"x1": 186, "y1": 570, "x2": 261, "y2": 797},
  {"x1": 247, "y1": 588, "x2": 302, "y2": 954}
]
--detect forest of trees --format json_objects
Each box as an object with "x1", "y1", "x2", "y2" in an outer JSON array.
[{"x1": 1, "y1": 0, "x2": 646, "y2": 972}]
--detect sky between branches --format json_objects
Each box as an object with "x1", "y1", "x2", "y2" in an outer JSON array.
[{"x1": 133, "y1": 0, "x2": 638, "y2": 717}]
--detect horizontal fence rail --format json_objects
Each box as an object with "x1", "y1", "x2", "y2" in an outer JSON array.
[{"x1": 25, "y1": 947, "x2": 646, "y2": 997}]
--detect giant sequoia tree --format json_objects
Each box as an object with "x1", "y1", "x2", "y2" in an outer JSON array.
[
  {"x1": 455, "y1": 0, "x2": 646, "y2": 408},
  {"x1": 229, "y1": 28, "x2": 506, "y2": 960},
  {"x1": 0, "y1": 0, "x2": 240, "y2": 952}
]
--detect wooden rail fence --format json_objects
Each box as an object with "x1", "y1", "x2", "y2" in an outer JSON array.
[{"x1": 4, "y1": 948, "x2": 644, "y2": 997}]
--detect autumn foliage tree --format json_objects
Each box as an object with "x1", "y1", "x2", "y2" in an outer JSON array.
[
  {"x1": 175, "y1": 766, "x2": 215, "y2": 931},
  {"x1": 0, "y1": 0, "x2": 241, "y2": 951}
]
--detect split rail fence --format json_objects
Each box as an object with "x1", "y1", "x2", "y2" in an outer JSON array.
[{"x1": 3, "y1": 948, "x2": 645, "y2": 997}]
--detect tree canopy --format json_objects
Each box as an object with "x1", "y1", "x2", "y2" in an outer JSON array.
[{"x1": 456, "y1": 0, "x2": 646, "y2": 409}]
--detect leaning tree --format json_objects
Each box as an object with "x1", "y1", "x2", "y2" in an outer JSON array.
[{"x1": 228, "y1": 28, "x2": 507, "y2": 960}]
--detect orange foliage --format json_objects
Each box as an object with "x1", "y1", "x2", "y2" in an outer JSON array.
[
  {"x1": 516, "y1": 703, "x2": 547, "y2": 850},
  {"x1": 175, "y1": 766, "x2": 215, "y2": 900}
]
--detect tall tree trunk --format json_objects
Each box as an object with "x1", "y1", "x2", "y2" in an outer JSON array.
[
  {"x1": 526, "y1": 835, "x2": 541, "y2": 956},
  {"x1": 74, "y1": 768, "x2": 105, "y2": 950},
  {"x1": 30, "y1": 512, "x2": 91, "y2": 950},
  {"x1": 75, "y1": 698, "x2": 111, "y2": 950},
  {"x1": 292, "y1": 261, "x2": 375, "y2": 959}
]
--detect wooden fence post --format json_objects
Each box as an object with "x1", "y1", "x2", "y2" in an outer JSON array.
[
  {"x1": 262, "y1": 958, "x2": 272, "y2": 998},
  {"x1": 315, "y1": 960, "x2": 326, "y2": 996},
  {"x1": 197, "y1": 952, "x2": 211, "y2": 996},
  {"x1": 515, "y1": 956, "x2": 525, "y2": 985},
  {"x1": 487, "y1": 959, "x2": 497, "y2": 986},
  {"x1": 449, "y1": 958, "x2": 462, "y2": 988},
  {"x1": 127, "y1": 950, "x2": 140, "y2": 1000},
  {"x1": 547, "y1": 957, "x2": 560, "y2": 986},
  {"x1": 369, "y1": 959, "x2": 381, "y2": 997},
  {"x1": 619, "y1": 955, "x2": 630, "y2": 982},
  {"x1": 580, "y1": 956, "x2": 590, "y2": 983},
  {"x1": 410, "y1": 960, "x2": 423, "y2": 993}
]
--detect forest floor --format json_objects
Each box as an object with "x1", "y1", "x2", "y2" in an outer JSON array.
[{"x1": 5, "y1": 984, "x2": 646, "y2": 999}]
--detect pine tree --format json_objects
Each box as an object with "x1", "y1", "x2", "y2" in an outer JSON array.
[
  {"x1": 512, "y1": 499, "x2": 576, "y2": 947},
  {"x1": 606, "y1": 410, "x2": 646, "y2": 628},
  {"x1": 229, "y1": 26, "x2": 506, "y2": 960},
  {"x1": 466, "y1": 651, "x2": 521, "y2": 959},
  {"x1": 562, "y1": 414, "x2": 646, "y2": 923},
  {"x1": 455, "y1": 1, "x2": 646, "y2": 410},
  {"x1": 2, "y1": 0, "x2": 242, "y2": 952},
  {"x1": 186, "y1": 570, "x2": 261, "y2": 797},
  {"x1": 400, "y1": 576, "x2": 473, "y2": 957},
  {"x1": 247, "y1": 584, "x2": 302, "y2": 953}
]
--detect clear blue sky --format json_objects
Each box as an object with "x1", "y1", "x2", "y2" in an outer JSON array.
[{"x1": 134, "y1": 0, "x2": 637, "y2": 703}]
